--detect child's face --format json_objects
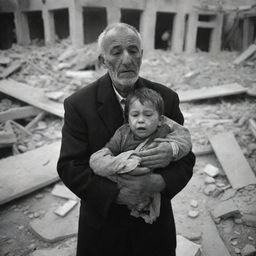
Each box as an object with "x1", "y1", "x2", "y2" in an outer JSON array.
[{"x1": 128, "y1": 99, "x2": 162, "y2": 139}]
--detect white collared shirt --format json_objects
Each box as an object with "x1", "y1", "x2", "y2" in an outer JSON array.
[{"x1": 112, "y1": 85, "x2": 126, "y2": 111}]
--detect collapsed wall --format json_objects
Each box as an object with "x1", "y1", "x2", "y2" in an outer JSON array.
[{"x1": 0, "y1": 0, "x2": 254, "y2": 53}]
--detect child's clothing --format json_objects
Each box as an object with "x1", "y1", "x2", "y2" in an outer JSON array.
[{"x1": 89, "y1": 116, "x2": 192, "y2": 223}]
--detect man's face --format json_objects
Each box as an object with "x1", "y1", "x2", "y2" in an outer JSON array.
[
  {"x1": 101, "y1": 27, "x2": 143, "y2": 97},
  {"x1": 128, "y1": 99, "x2": 162, "y2": 139}
]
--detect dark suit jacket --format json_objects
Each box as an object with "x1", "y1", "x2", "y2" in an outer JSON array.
[{"x1": 57, "y1": 73, "x2": 195, "y2": 256}]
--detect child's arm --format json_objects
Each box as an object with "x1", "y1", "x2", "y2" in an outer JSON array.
[{"x1": 157, "y1": 116, "x2": 192, "y2": 161}]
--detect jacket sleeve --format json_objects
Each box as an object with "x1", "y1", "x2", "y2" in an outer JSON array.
[
  {"x1": 157, "y1": 91, "x2": 195, "y2": 199},
  {"x1": 57, "y1": 99, "x2": 119, "y2": 218}
]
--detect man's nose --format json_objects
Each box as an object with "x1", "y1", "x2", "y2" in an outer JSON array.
[{"x1": 122, "y1": 50, "x2": 132, "y2": 64}]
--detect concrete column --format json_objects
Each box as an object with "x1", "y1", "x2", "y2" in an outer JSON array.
[
  {"x1": 185, "y1": 12, "x2": 198, "y2": 53},
  {"x1": 210, "y1": 13, "x2": 223, "y2": 54},
  {"x1": 14, "y1": 10, "x2": 30, "y2": 45},
  {"x1": 107, "y1": 6, "x2": 121, "y2": 25},
  {"x1": 172, "y1": 12, "x2": 186, "y2": 53},
  {"x1": 69, "y1": 0, "x2": 83, "y2": 48},
  {"x1": 42, "y1": 7, "x2": 55, "y2": 44},
  {"x1": 140, "y1": 0, "x2": 157, "y2": 53},
  {"x1": 242, "y1": 17, "x2": 254, "y2": 50}
]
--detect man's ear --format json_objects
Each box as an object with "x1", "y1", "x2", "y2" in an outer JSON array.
[{"x1": 98, "y1": 54, "x2": 106, "y2": 68}]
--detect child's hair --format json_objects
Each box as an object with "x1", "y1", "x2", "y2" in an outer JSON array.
[{"x1": 124, "y1": 87, "x2": 165, "y2": 122}]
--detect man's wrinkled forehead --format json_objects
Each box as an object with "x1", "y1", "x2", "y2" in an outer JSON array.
[{"x1": 103, "y1": 26, "x2": 141, "y2": 50}]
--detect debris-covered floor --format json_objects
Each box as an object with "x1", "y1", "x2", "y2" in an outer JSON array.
[{"x1": 0, "y1": 40, "x2": 256, "y2": 256}]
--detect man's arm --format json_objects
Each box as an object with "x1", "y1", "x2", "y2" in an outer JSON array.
[{"x1": 57, "y1": 99, "x2": 119, "y2": 218}]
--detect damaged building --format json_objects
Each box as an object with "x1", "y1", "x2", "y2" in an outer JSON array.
[{"x1": 0, "y1": 0, "x2": 255, "y2": 53}]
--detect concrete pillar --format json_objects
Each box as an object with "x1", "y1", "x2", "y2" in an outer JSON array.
[
  {"x1": 185, "y1": 12, "x2": 198, "y2": 53},
  {"x1": 172, "y1": 12, "x2": 186, "y2": 53},
  {"x1": 242, "y1": 17, "x2": 254, "y2": 50},
  {"x1": 210, "y1": 13, "x2": 223, "y2": 54},
  {"x1": 14, "y1": 10, "x2": 30, "y2": 45},
  {"x1": 69, "y1": 0, "x2": 83, "y2": 48},
  {"x1": 140, "y1": 0, "x2": 157, "y2": 53},
  {"x1": 107, "y1": 6, "x2": 121, "y2": 25},
  {"x1": 42, "y1": 7, "x2": 55, "y2": 44}
]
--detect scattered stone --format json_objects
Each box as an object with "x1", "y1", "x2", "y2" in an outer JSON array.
[
  {"x1": 204, "y1": 176, "x2": 215, "y2": 184},
  {"x1": 35, "y1": 194, "x2": 44, "y2": 199},
  {"x1": 214, "y1": 217, "x2": 221, "y2": 224},
  {"x1": 234, "y1": 218, "x2": 243, "y2": 224},
  {"x1": 18, "y1": 225, "x2": 24, "y2": 230},
  {"x1": 221, "y1": 189, "x2": 237, "y2": 201},
  {"x1": 248, "y1": 236, "x2": 254, "y2": 241},
  {"x1": 188, "y1": 210, "x2": 199, "y2": 218},
  {"x1": 33, "y1": 212, "x2": 40, "y2": 218},
  {"x1": 212, "y1": 188, "x2": 223, "y2": 198},
  {"x1": 190, "y1": 200, "x2": 198, "y2": 208},
  {"x1": 204, "y1": 184, "x2": 217, "y2": 196},
  {"x1": 211, "y1": 200, "x2": 241, "y2": 219},
  {"x1": 216, "y1": 182, "x2": 226, "y2": 188},
  {"x1": 242, "y1": 214, "x2": 256, "y2": 227},
  {"x1": 235, "y1": 248, "x2": 241, "y2": 254},
  {"x1": 28, "y1": 213, "x2": 34, "y2": 219},
  {"x1": 234, "y1": 231, "x2": 240, "y2": 235},
  {"x1": 241, "y1": 244, "x2": 256, "y2": 256},
  {"x1": 54, "y1": 199, "x2": 78, "y2": 217},
  {"x1": 31, "y1": 247, "x2": 75, "y2": 256},
  {"x1": 231, "y1": 240, "x2": 238, "y2": 246},
  {"x1": 203, "y1": 164, "x2": 219, "y2": 177},
  {"x1": 222, "y1": 219, "x2": 234, "y2": 233},
  {"x1": 29, "y1": 243, "x2": 36, "y2": 250}
]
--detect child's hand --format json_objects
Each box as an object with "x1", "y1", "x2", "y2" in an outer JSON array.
[{"x1": 129, "y1": 166, "x2": 151, "y2": 176}]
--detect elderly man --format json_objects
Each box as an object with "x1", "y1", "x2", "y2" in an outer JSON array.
[{"x1": 57, "y1": 23, "x2": 195, "y2": 256}]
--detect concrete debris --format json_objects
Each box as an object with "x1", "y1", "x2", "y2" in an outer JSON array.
[
  {"x1": 204, "y1": 184, "x2": 217, "y2": 196},
  {"x1": 204, "y1": 176, "x2": 216, "y2": 184},
  {"x1": 51, "y1": 184, "x2": 77, "y2": 200},
  {"x1": 54, "y1": 199, "x2": 78, "y2": 217},
  {"x1": 211, "y1": 200, "x2": 241, "y2": 220},
  {"x1": 203, "y1": 164, "x2": 219, "y2": 177},
  {"x1": 241, "y1": 244, "x2": 256, "y2": 256},
  {"x1": 220, "y1": 189, "x2": 237, "y2": 201},
  {"x1": 190, "y1": 200, "x2": 199, "y2": 208}
]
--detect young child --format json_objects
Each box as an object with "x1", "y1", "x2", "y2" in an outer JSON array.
[{"x1": 89, "y1": 87, "x2": 192, "y2": 223}]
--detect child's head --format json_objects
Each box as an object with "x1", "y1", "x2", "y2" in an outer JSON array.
[{"x1": 124, "y1": 87, "x2": 164, "y2": 139}]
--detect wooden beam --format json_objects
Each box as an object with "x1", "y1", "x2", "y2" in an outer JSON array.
[
  {"x1": 178, "y1": 83, "x2": 247, "y2": 103},
  {"x1": 25, "y1": 112, "x2": 46, "y2": 130},
  {"x1": 233, "y1": 44, "x2": 256, "y2": 65},
  {"x1": 0, "y1": 141, "x2": 60, "y2": 205},
  {"x1": 0, "y1": 79, "x2": 64, "y2": 118},
  {"x1": 208, "y1": 132, "x2": 256, "y2": 189},
  {"x1": 0, "y1": 121, "x2": 17, "y2": 148},
  {"x1": 0, "y1": 61, "x2": 23, "y2": 79},
  {"x1": 0, "y1": 106, "x2": 42, "y2": 123}
]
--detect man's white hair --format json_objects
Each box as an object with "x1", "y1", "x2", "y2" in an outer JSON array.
[{"x1": 97, "y1": 23, "x2": 142, "y2": 55}]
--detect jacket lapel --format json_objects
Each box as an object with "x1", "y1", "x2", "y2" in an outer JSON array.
[{"x1": 97, "y1": 73, "x2": 124, "y2": 136}]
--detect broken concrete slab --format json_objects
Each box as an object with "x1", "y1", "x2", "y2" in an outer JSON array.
[
  {"x1": 211, "y1": 199, "x2": 241, "y2": 220},
  {"x1": 208, "y1": 132, "x2": 256, "y2": 189},
  {"x1": 51, "y1": 184, "x2": 77, "y2": 200},
  {"x1": 0, "y1": 79, "x2": 64, "y2": 118},
  {"x1": 30, "y1": 201, "x2": 79, "y2": 242},
  {"x1": 176, "y1": 235, "x2": 202, "y2": 256},
  {"x1": 202, "y1": 215, "x2": 231, "y2": 256},
  {"x1": 0, "y1": 141, "x2": 60, "y2": 205},
  {"x1": 178, "y1": 83, "x2": 247, "y2": 103},
  {"x1": 32, "y1": 247, "x2": 75, "y2": 256}
]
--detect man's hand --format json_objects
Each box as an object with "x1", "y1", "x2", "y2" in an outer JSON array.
[{"x1": 137, "y1": 140, "x2": 173, "y2": 169}]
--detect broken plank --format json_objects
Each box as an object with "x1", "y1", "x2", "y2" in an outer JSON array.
[
  {"x1": 178, "y1": 83, "x2": 247, "y2": 103},
  {"x1": 0, "y1": 141, "x2": 61, "y2": 205},
  {"x1": 0, "y1": 106, "x2": 42, "y2": 123},
  {"x1": 0, "y1": 61, "x2": 23, "y2": 79},
  {"x1": 202, "y1": 215, "x2": 231, "y2": 256},
  {"x1": 25, "y1": 112, "x2": 46, "y2": 130},
  {"x1": 208, "y1": 132, "x2": 256, "y2": 189},
  {"x1": 0, "y1": 121, "x2": 17, "y2": 148},
  {"x1": 0, "y1": 79, "x2": 64, "y2": 118},
  {"x1": 248, "y1": 119, "x2": 256, "y2": 138},
  {"x1": 233, "y1": 44, "x2": 256, "y2": 65}
]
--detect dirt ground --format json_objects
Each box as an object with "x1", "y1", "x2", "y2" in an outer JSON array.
[{"x1": 0, "y1": 41, "x2": 256, "y2": 255}]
